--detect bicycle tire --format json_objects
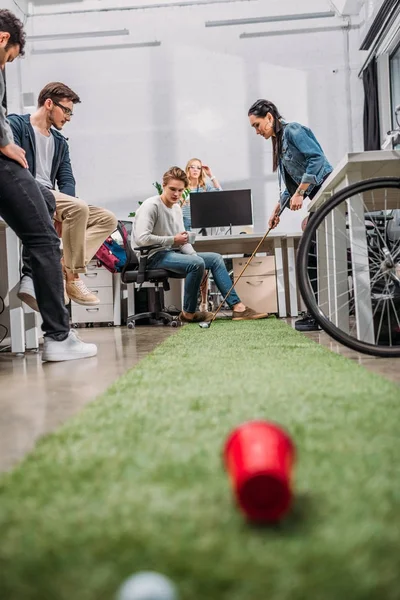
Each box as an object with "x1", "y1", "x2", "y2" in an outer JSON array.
[{"x1": 297, "y1": 176, "x2": 400, "y2": 357}]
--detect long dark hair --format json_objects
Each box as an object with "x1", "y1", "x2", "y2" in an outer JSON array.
[{"x1": 248, "y1": 99, "x2": 283, "y2": 172}]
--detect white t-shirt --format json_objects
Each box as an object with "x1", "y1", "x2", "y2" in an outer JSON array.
[{"x1": 33, "y1": 126, "x2": 55, "y2": 189}]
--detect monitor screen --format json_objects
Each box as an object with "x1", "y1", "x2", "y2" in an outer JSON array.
[{"x1": 189, "y1": 189, "x2": 253, "y2": 229}]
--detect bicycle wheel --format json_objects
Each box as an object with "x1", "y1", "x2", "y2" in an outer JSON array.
[{"x1": 297, "y1": 177, "x2": 400, "y2": 357}]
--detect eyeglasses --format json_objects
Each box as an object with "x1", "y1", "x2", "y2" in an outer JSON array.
[
  {"x1": 52, "y1": 100, "x2": 74, "y2": 117},
  {"x1": 189, "y1": 165, "x2": 201, "y2": 170}
]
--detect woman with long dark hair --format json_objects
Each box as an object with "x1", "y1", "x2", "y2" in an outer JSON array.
[{"x1": 248, "y1": 99, "x2": 333, "y2": 331}]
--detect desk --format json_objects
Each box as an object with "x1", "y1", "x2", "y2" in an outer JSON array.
[
  {"x1": 309, "y1": 150, "x2": 400, "y2": 212},
  {"x1": 307, "y1": 150, "x2": 400, "y2": 342},
  {"x1": 285, "y1": 233, "x2": 303, "y2": 317},
  {"x1": 0, "y1": 221, "x2": 26, "y2": 354},
  {"x1": 193, "y1": 233, "x2": 293, "y2": 317},
  {"x1": 1, "y1": 221, "x2": 124, "y2": 353}
]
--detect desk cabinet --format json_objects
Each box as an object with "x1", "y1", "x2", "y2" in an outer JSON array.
[
  {"x1": 232, "y1": 256, "x2": 278, "y2": 313},
  {"x1": 71, "y1": 261, "x2": 115, "y2": 325}
]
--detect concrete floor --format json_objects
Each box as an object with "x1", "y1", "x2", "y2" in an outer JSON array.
[
  {"x1": 303, "y1": 331, "x2": 400, "y2": 384},
  {"x1": 0, "y1": 322, "x2": 399, "y2": 473},
  {"x1": 286, "y1": 319, "x2": 400, "y2": 386},
  {"x1": 0, "y1": 326, "x2": 175, "y2": 472}
]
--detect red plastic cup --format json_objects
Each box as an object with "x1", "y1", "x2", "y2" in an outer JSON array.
[{"x1": 223, "y1": 420, "x2": 296, "y2": 522}]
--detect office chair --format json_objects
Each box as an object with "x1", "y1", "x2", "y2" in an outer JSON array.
[{"x1": 119, "y1": 223, "x2": 184, "y2": 328}]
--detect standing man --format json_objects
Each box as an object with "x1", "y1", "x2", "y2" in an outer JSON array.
[
  {"x1": 0, "y1": 9, "x2": 96, "y2": 361},
  {"x1": 8, "y1": 82, "x2": 117, "y2": 310}
]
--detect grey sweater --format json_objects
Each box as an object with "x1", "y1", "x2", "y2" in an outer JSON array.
[
  {"x1": 133, "y1": 195, "x2": 196, "y2": 258},
  {"x1": 0, "y1": 70, "x2": 14, "y2": 147}
]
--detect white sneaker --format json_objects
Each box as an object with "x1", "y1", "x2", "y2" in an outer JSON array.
[
  {"x1": 42, "y1": 330, "x2": 98, "y2": 362},
  {"x1": 18, "y1": 275, "x2": 70, "y2": 309},
  {"x1": 17, "y1": 276, "x2": 39, "y2": 312}
]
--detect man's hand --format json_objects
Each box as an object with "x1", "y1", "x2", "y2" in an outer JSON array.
[
  {"x1": 290, "y1": 193, "x2": 304, "y2": 211},
  {"x1": 0, "y1": 143, "x2": 29, "y2": 169},
  {"x1": 174, "y1": 232, "x2": 189, "y2": 245}
]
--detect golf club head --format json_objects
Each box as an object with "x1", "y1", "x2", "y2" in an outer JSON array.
[{"x1": 199, "y1": 321, "x2": 211, "y2": 329}]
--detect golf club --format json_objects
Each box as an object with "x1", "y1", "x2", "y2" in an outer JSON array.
[{"x1": 199, "y1": 199, "x2": 290, "y2": 329}]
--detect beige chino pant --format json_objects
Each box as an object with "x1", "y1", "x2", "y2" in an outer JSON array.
[{"x1": 52, "y1": 191, "x2": 117, "y2": 274}]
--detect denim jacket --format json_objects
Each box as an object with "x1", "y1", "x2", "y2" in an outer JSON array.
[{"x1": 279, "y1": 121, "x2": 332, "y2": 207}]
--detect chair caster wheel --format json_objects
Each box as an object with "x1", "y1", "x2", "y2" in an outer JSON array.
[
  {"x1": 170, "y1": 320, "x2": 179, "y2": 327},
  {"x1": 107, "y1": 322, "x2": 113, "y2": 327},
  {"x1": 127, "y1": 322, "x2": 135, "y2": 329}
]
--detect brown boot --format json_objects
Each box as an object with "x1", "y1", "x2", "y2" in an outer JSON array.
[
  {"x1": 179, "y1": 311, "x2": 214, "y2": 323},
  {"x1": 232, "y1": 306, "x2": 269, "y2": 321}
]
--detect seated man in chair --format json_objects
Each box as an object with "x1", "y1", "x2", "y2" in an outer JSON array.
[
  {"x1": 8, "y1": 82, "x2": 117, "y2": 310},
  {"x1": 133, "y1": 166, "x2": 268, "y2": 323}
]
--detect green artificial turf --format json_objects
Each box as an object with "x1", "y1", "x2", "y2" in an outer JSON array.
[{"x1": 1, "y1": 319, "x2": 400, "y2": 600}]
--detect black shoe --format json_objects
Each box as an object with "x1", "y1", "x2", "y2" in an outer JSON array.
[{"x1": 295, "y1": 313, "x2": 320, "y2": 332}]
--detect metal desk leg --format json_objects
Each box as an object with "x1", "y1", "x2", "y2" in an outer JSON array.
[
  {"x1": 286, "y1": 237, "x2": 298, "y2": 317},
  {"x1": 317, "y1": 220, "x2": 329, "y2": 313},
  {"x1": 113, "y1": 273, "x2": 121, "y2": 326},
  {"x1": 331, "y1": 204, "x2": 350, "y2": 333},
  {"x1": 345, "y1": 171, "x2": 374, "y2": 343},
  {"x1": 326, "y1": 211, "x2": 336, "y2": 318},
  {"x1": 24, "y1": 307, "x2": 40, "y2": 350},
  {"x1": 6, "y1": 228, "x2": 25, "y2": 354},
  {"x1": 274, "y1": 237, "x2": 287, "y2": 317},
  {"x1": 127, "y1": 283, "x2": 135, "y2": 319},
  {"x1": 347, "y1": 196, "x2": 374, "y2": 343}
]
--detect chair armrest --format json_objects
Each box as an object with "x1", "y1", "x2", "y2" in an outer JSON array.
[
  {"x1": 135, "y1": 245, "x2": 162, "y2": 284},
  {"x1": 134, "y1": 244, "x2": 162, "y2": 255}
]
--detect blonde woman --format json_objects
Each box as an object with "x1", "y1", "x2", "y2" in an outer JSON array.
[
  {"x1": 184, "y1": 158, "x2": 222, "y2": 311},
  {"x1": 183, "y1": 158, "x2": 222, "y2": 231}
]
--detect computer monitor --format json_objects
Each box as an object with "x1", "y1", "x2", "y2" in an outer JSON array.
[{"x1": 189, "y1": 189, "x2": 253, "y2": 229}]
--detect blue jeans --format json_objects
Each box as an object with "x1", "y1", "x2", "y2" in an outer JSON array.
[{"x1": 148, "y1": 251, "x2": 241, "y2": 313}]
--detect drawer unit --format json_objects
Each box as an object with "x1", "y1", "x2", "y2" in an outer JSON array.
[
  {"x1": 233, "y1": 255, "x2": 275, "y2": 278},
  {"x1": 233, "y1": 256, "x2": 278, "y2": 314},
  {"x1": 234, "y1": 276, "x2": 278, "y2": 314},
  {"x1": 79, "y1": 268, "x2": 112, "y2": 288},
  {"x1": 71, "y1": 304, "x2": 114, "y2": 323},
  {"x1": 70, "y1": 261, "x2": 116, "y2": 324},
  {"x1": 71, "y1": 286, "x2": 113, "y2": 306}
]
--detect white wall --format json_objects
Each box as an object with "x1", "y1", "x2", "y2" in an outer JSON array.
[
  {"x1": 2, "y1": 0, "x2": 29, "y2": 113},
  {"x1": 18, "y1": 0, "x2": 365, "y2": 233}
]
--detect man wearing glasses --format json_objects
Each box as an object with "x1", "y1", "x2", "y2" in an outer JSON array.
[{"x1": 8, "y1": 82, "x2": 117, "y2": 309}]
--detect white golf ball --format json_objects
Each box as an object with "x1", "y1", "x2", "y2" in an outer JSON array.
[{"x1": 116, "y1": 571, "x2": 178, "y2": 600}]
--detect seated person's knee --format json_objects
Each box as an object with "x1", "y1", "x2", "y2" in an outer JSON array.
[
  {"x1": 191, "y1": 255, "x2": 205, "y2": 271},
  {"x1": 105, "y1": 210, "x2": 118, "y2": 231},
  {"x1": 71, "y1": 198, "x2": 90, "y2": 219}
]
